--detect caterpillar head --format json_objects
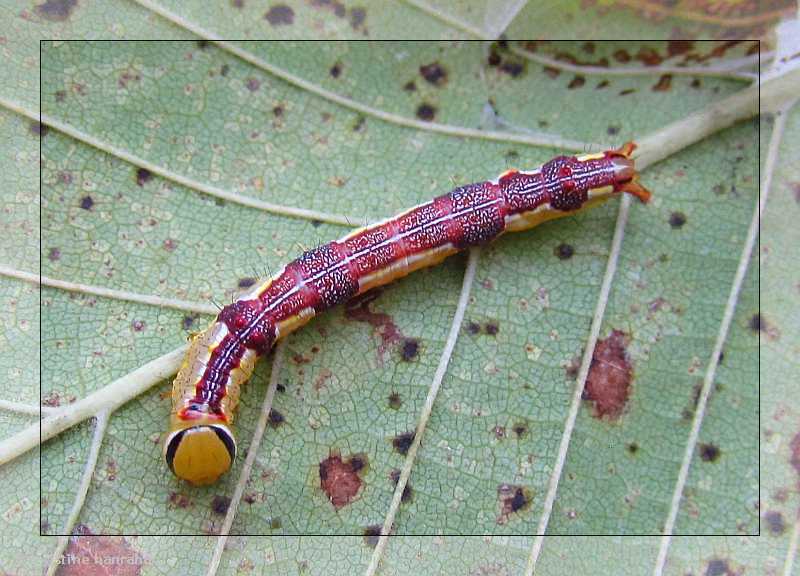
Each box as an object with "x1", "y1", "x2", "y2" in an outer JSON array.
[
  {"x1": 546, "y1": 142, "x2": 651, "y2": 212},
  {"x1": 164, "y1": 415, "x2": 236, "y2": 486}
]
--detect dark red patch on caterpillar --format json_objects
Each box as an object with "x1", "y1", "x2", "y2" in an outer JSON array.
[{"x1": 582, "y1": 330, "x2": 633, "y2": 420}]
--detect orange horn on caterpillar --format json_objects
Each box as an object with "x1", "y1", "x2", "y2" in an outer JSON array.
[{"x1": 607, "y1": 141, "x2": 651, "y2": 204}]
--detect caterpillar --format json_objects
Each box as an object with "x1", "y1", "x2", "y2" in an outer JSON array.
[{"x1": 164, "y1": 142, "x2": 651, "y2": 485}]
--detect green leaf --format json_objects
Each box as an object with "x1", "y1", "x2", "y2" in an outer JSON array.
[{"x1": 0, "y1": 2, "x2": 796, "y2": 575}]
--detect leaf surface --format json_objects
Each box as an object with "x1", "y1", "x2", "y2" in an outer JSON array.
[{"x1": 0, "y1": 2, "x2": 795, "y2": 575}]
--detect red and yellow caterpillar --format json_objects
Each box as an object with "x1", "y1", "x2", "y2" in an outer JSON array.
[{"x1": 164, "y1": 142, "x2": 651, "y2": 485}]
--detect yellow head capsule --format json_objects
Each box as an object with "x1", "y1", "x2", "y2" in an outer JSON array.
[{"x1": 163, "y1": 418, "x2": 236, "y2": 486}]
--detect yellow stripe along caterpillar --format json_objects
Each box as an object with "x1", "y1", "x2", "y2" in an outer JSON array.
[{"x1": 164, "y1": 142, "x2": 651, "y2": 485}]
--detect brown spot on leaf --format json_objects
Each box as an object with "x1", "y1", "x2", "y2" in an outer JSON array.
[
  {"x1": 467, "y1": 321, "x2": 481, "y2": 335},
  {"x1": 607, "y1": 125, "x2": 620, "y2": 136},
  {"x1": 352, "y1": 115, "x2": 366, "y2": 132},
  {"x1": 668, "y1": 40, "x2": 694, "y2": 57},
  {"x1": 669, "y1": 211, "x2": 687, "y2": 228},
  {"x1": 392, "y1": 432, "x2": 414, "y2": 455},
  {"x1": 292, "y1": 353, "x2": 311, "y2": 365},
  {"x1": 485, "y1": 322, "x2": 499, "y2": 336},
  {"x1": 309, "y1": 0, "x2": 346, "y2": 17},
  {"x1": 635, "y1": 47, "x2": 663, "y2": 66},
  {"x1": 619, "y1": 88, "x2": 636, "y2": 96},
  {"x1": 80, "y1": 195, "x2": 94, "y2": 210},
  {"x1": 48, "y1": 247, "x2": 61, "y2": 261},
  {"x1": 272, "y1": 105, "x2": 284, "y2": 117},
  {"x1": 512, "y1": 422, "x2": 528, "y2": 438},
  {"x1": 416, "y1": 103, "x2": 436, "y2": 121},
  {"x1": 345, "y1": 290, "x2": 403, "y2": 361},
  {"x1": 764, "y1": 510, "x2": 786, "y2": 535},
  {"x1": 627, "y1": 442, "x2": 639, "y2": 454},
  {"x1": 653, "y1": 74, "x2": 673, "y2": 92},
  {"x1": 388, "y1": 392, "x2": 402, "y2": 410},
  {"x1": 136, "y1": 167, "x2": 152, "y2": 187},
  {"x1": 749, "y1": 312, "x2": 780, "y2": 341},
  {"x1": 268, "y1": 409, "x2": 285, "y2": 427},
  {"x1": 162, "y1": 238, "x2": 178, "y2": 252},
  {"x1": 691, "y1": 78, "x2": 702, "y2": 89},
  {"x1": 329, "y1": 62, "x2": 342, "y2": 78},
  {"x1": 543, "y1": 66, "x2": 560, "y2": 78},
  {"x1": 211, "y1": 495, "x2": 231, "y2": 515},
  {"x1": 567, "y1": 75, "x2": 585, "y2": 89},
  {"x1": 42, "y1": 391, "x2": 62, "y2": 408},
  {"x1": 791, "y1": 182, "x2": 800, "y2": 204},
  {"x1": 61, "y1": 524, "x2": 144, "y2": 575},
  {"x1": 118, "y1": 70, "x2": 141, "y2": 89},
  {"x1": 596, "y1": 79, "x2": 610, "y2": 89},
  {"x1": 319, "y1": 452, "x2": 367, "y2": 509},
  {"x1": 565, "y1": 353, "x2": 581, "y2": 380},
  {"x1": 245, "y1": 77, "x2": 261, "y2": 92},
  {"x1": 35, "y1": 0, "x2": 77, "y2": 21},
  {"x1": 582, "y1": 330, "x2": 633, "y2": 420},
  {"x1": 500, "y1": 60, "x2": 525, "y2": 77},
  {"x1": 613, "y1": 49, "x2": 631, "y2": 63},
  {"x1": 789, "y1": 430, "x2": 800, "y2": 487},
  {"x1": 389, "y1": 468, "x2": 413, "y2": 503},
  {"x1": 265, "y1": 4, "x2": 294, "y2": 25},
  {"x1": 419, "y1": 61, "x2": 447, "y2": 86},
  {"x1": 705, "y1": 558, "x2": 736, "y2": 576},
  {"x1": 401, "y1": 338, "x2": 419, "y2": 361},
  {"x1": 363, "y1": 525, "x2": 381, "y2": 547},
  {"x1": 555, "y1": 243, "x2": 574, "y2": 260},
  {"x1": 403, "y1": 80, "x2": 416, "y2": 92},
  {"x1": 497, "y1": 484, "x2": 532, "y2": 524},
  {"x1": 699, "y1": 442, "x2": 721, "y2": 462},
  {"x1": 238, "y1": 277, "x2": 256, "y2": 288},
  {"x1": 349, "y1": 7, "x2": 366, "y2": 30},
  {"x1": 30, "y1": 121, "x2": 48, "y2": 136},
  {"x1": 105, "y1": 459, "x2": 117, "y2": 481},
  {"x1": 313, "y1": 368, "x2": 332, "y2": 393},
  {"x1": 131, "y1": 320, "x2": 145, "y2": 332},
  {"x1": 182, "y1": 314, "x2": 198, "y2": 330}
]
